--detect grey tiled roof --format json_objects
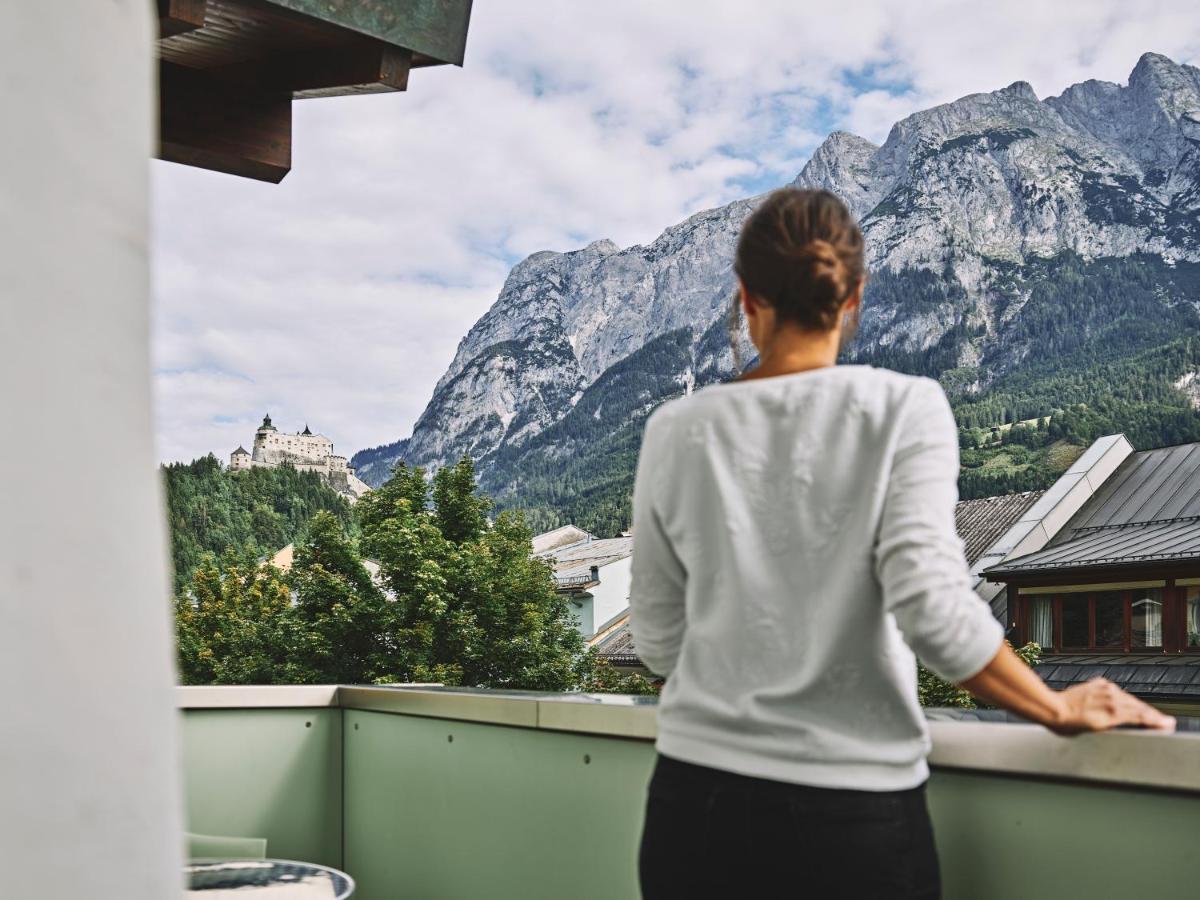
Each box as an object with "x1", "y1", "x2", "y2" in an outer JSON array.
[
  {"x1": 988, "y1": 442, "x2": 1200, "y2": 575},
  {"x1": 534, "y1": 534, "x2": 633, "y2": 581},
  {"x1": 594, "y1": 622, "x2": 638, "y2": 664},
  {"x1": 954, "y1": 490, "x2": 1045, "y2": 567},
  {"x1": 1036, "y1": 654, "x2": 1200, "y2": 699}
]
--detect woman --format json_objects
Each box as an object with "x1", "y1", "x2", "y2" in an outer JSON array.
[{"x1": 629, "y1": 188, "x2": 1174, "y2": 900}]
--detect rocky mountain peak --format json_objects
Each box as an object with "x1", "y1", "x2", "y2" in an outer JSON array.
[
  {"x1": 792, "y1": 130, "x2": 881, "y2": 219},
  {"x1": 353, "y1": 52, "x2": 1200, "y2": 504}
]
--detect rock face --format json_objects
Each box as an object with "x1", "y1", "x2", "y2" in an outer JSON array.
[{"x1": 353, "y1": 53, "x2": 1200, "y2": 522}]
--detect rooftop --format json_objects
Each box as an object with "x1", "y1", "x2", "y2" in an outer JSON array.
[
  {"x1": 533, "y1": 529, "x2": 634, "y2": 583},
  {"x1": 988, "y1": 442, "x2": 1200, "y2": 576},
  {"x1": 955, "y1": 489, "x2": 1045, "y2": 567}
]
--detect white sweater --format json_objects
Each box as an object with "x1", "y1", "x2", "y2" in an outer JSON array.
[{"x1": 629, "y1": 365, "x2": 1004, "y2": 790}]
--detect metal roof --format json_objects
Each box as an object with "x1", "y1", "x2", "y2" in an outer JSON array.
[
  {"x1": 986, "y1": 517, "x2": 1200, "y2": 572},
  {"x1": 534, "y1": 534, "x2": 633, "y2": 582},
  {"x1": 1036, "y1": 654, "x2": 1200, "y2": 700},
  {"x1": 1067, "y1": 442, "x2": 1200, "y2": 527},
  {"x1": 954, "y1": 490, "x2": 1045, "y2": 567},
  {"x1": 987, "y1": 442, "x2": 1200, "y2": 576}
]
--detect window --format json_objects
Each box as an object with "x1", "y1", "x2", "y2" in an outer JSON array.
[
  {"x1": 1094, "y1": 591, "x2": 1123, "y2": 647},
  {"x1": 1062, "y1": 595, "x2": 1089, "y2": 648},
  {"x1": 1187, "y1": 587, "x2": 1200, "y2": 650},
  {"x1": 1025, "y1": 588, "x2": 1168, "y2": 652},
  {"x1": 1028, "y1": 596, "x2": 1053, "y2": 647},
  {"x1": 1130, "y1": 589, "x2": 1163, "y2": 649}
]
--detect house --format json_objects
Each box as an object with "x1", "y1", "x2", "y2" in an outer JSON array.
[
  {"x1": 985, "y1": 440, "x2": 1200, "y2": 709},
  {"x1": 532, "y1": 528, "x2": 633, "y2": 640}
]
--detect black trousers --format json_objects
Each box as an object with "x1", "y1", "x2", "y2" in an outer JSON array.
[{"x1": 639, "y1": 754, "x2": 941, "y2": 900}]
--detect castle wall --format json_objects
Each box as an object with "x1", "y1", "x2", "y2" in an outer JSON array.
[{"x1": 231, "y1": 425, "x2": 367, "y2": 501}]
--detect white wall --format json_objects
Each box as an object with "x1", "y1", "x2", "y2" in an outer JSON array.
[
  {"x1": 590, "y1": 557, "x2": 633, "y2": 635},
  {"x1": 0, "y1": 3, "x2": 183, "y2": 898}
]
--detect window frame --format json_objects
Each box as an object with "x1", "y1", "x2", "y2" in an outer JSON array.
[
  {"x1": 1016, "y1": 587, "x2": 1169, "y2": 654},
  {"x1": 1178, "y1": 583, "x2": 1200, "y2": 653}
]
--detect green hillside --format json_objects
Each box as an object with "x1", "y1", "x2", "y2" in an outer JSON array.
[{"x1": 163, "y1": 455, "x2": 353, "y2": 590}]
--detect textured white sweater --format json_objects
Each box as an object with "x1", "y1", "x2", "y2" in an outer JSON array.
[{"x1": 629, "y1": 365, "x2": 1004, "y2": 790}]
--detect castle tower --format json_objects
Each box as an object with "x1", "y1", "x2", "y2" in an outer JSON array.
[{"x1": 229, "y1": 446, "x2": 251, "y2": 471}]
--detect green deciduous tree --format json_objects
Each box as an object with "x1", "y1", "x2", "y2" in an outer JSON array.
[
  {"x1": 917, "y1": 641, "x2": 1042, "y2": 709},
  {"x1": 175, "y1": 456, "x2": 599, "y2": 691},
  {"x1": 175, "y1": 548, "x2": 294, "y2": 685}
]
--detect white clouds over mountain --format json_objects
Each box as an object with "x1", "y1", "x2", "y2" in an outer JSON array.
[{"x1": 152, "y1": 0, "x2": 1199, "y2": 462}]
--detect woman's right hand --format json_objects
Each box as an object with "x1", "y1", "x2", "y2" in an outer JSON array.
[
  {"x1": 1048, "y1": 677, "x2": 1176, "y2": 735},
  {"x1": 959, "y1": 643, "x2": 1176, "y2": 734}
]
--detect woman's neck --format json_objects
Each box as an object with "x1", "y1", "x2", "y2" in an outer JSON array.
[{"x1": 740, "y1": 325, "x2": 841, "y2": 381}]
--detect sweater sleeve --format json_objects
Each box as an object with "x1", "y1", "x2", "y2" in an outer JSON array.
[
  {"x1": 873, "y1": 379, "x2": 1004, "y2": 683},
  {"x1": 629, "y1": 407, "x2": 687, "y2": 678}
]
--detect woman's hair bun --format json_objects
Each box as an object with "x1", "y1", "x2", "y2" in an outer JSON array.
[{"x1": 734, "y1": 189, "x2": 865, "y2": 331}]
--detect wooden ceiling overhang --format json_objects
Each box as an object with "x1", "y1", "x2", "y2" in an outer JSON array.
[{"x1": 156, "y1": 0, "x2": 473, "y2": 182}]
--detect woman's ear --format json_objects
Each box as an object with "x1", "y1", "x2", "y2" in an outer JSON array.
[
  {"x1": 843, "y1": 278, "x2": 865, "y2": 315},
  {"x1": 739, "y1": 279, "x2": 759, "y2": 321}
]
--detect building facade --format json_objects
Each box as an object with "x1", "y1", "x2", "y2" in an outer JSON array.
[
  {"x1": 532, "y1": 526, "x2": 634, "y2": 641},
  {"x1": 230, "y1": 414, "x2": 371, "y2": 501},
  {"x1": 986, "y1": 441, "x2": 1200, "y2": 709}
]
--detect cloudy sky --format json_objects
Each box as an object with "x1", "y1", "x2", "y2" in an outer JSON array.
[{"x1": 151, "y1": 0, "x2": 1200, "y2": 463}]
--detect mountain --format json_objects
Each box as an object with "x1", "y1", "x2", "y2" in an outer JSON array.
[{"x1": 354, "y1": 53, "x2": 1200, "y2": 534}]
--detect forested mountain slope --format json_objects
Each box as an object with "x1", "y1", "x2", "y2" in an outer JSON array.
[{"x1": 163, "y1": 455, "x2": 353, "y2": 589}]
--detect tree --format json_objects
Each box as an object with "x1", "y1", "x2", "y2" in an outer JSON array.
[
  {"x1": 917, "y1": 642, "x2": 1042, "y2": 709},
  {"x1": 288, "y1": 511, "x2": 395, "y2": 684},
  {"x1": 175, "y1": 456, "x2": 598, "y2": 690},
  {"x1": 175, "y1": 548, "x2": 293, "y2": 685},
  {"x1": 365, "y1": 457, "x2": 589, "y2": 690}
]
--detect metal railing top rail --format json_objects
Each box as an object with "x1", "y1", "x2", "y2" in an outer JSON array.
[{"x1": 177, "y1": 684, "x2": 1200, "y2": 793}]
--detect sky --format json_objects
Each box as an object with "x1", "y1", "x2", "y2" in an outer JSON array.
[{"x1": 151, "y1": 0, "x2": 1200, "y2": 464}]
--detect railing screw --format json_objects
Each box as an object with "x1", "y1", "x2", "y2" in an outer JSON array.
[
  {"x1": 583, "y1": 754, "x2": 591, "y2": 764},
  {"x1": 305, "y1": 721, "x2": 312, "y2": 728},
  {"x1": 354, "y1": 723, "x2": 359, "y2": 730},
  {"x1": 448, "y1": 734, "x2": 454, "y2": 743}
]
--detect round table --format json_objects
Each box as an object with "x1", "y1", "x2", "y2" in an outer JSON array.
[{"x1": 185, "y1": 859, "x2": 355, "y2": 898}]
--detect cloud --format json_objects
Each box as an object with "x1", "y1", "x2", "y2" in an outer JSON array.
[{"x1": 152, "y1": 0, "x2": 1200, "y2": 463}]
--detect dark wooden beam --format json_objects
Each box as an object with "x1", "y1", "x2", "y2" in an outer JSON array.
[
  {"x1": 158, "y1": 0, "x2": 207, "y2": 39},
  {"x1": 214, "y1": 42, "x2": 412, "y2": 99},
  {"x1": 158, "y1": 62, "x2": 292, "y2": 183}
]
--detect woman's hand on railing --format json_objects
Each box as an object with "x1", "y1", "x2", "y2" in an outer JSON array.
[
  {"x1": 958, "y1": 642, "x2": 1176, "y2": 734},
  {"x1": 1047, "y1": 677, "x2": 1176, "y2": 735}
]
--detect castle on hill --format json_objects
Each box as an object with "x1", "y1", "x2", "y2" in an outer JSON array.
[{"x1": 230, "y1": 414, "x2": 371, "y2": 501}]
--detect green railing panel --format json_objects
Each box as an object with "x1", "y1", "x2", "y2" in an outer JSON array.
[
  {"x1": 181, "y1": 708, "x2": 343, "y2": 868},
  {"x1": 930, "y1": 769, "x2": 1200, "y2": 899},
  {"x1": 342, "y1": 709, "x2": 656, "y2": 900},
  {"x1": 177, "y1": 696, "x2": 1200, "y2": 898}
]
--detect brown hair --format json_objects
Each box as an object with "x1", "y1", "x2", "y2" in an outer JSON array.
[{"x1": 733, "y1": 188, "x2": 865, "y2": 332}]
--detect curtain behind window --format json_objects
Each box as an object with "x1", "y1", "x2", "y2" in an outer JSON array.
[
  {"x1": 1131, "y1": 589, "x2": 1163, "y2": 649},
  {"x1": 1029, "y1": 596, "x2": 1053, "y2": 648},
  {"x1": 1187, "y1": 588, "x2": 1200, "y2": 649}
]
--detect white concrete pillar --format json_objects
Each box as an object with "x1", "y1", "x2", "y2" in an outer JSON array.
[{"x1": 0, "y1": 3, "x2": 183, "y2": 898}]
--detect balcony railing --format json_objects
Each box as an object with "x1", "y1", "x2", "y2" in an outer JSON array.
[
  {"x1": 179, "y1": 686, "x2": 1200, "y2": 899},
  {"x1": 555, "y1": 573, "x2": 598, "y2": 589}
]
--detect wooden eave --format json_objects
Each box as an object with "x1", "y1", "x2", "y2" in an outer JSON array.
[{"x1": 155, "y1": 0, "x2": 473, "y2": 182}]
